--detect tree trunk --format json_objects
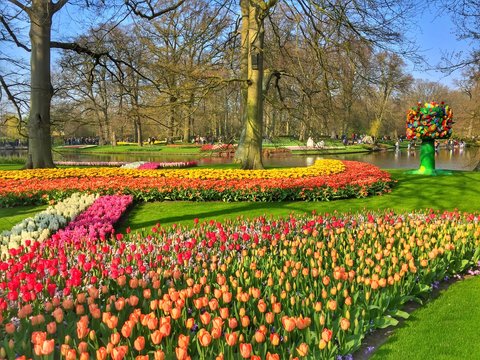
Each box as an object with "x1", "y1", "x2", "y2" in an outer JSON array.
[
  {"x1": 233, "y1": 0, "x2": 250, "y2": 164},
  {"x1": 235, "y1": 1, "x2": 267, "y2": 169},
  {"x1": 183, "y1": 93, "x2": 194, "y2": 143},
  {"x1": 26, "y1": 1, "x2": 55, "y2": 169},
  {"x1": 135, "y1": 117, "x2": 142, "y2": 146},
  {"x1": 167, "y1": 95, "x2": 176, "y2": 144}
]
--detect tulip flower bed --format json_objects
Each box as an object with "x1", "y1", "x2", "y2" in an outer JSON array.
[
  {"x1": 0, "y1": 193, "x2": 99, "y2": 254},
  {"x1": 0, "y1": 160, "x2": 392, "y2": 207},
  {"x1": 1, "y1": 209, "x2": 479, "y2": 359}
]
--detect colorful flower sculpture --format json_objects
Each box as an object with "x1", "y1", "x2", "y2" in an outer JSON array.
[{"x1": 406, "y1": 102, "x2": 454, "y2": 174}]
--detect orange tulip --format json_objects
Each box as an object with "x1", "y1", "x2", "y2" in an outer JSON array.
[
  {"x1": 133, "y1": 336, "x2": 145, "y2": 352},
  {"x1": 225, "y1": 332, "x2": 238, "y2": 346},
  {"x1": 200, "y1": 312, "x2": 211, "y2": 326},
  {"x1": 46, "y1": 321, "x2": 56, "y2": 335},
  {"x1": 270, "y1": 333, "x2": 280, "y2": 346},
  {"x1": 219, "y1": 307, "x2": 229, "y2": 319},
  {"x1": 265, "y1": 312, "x2": 275, "y2": 324},
  {"x1": 31, "y1": 331, "x2": 47, "y2": 345},
  {"x1": 327, "y1": 299, "x2": 337, "y2": 311},
  {"x1": 62, "y1": 298, "x2": 74, "y2": 310},
  {"x1": 117, "y1": 275, "x2": 127, "y2": 287},
  {"x1": 209, "y1": 298, "x2": 219, "y2": 311},
  {"x1": 214, "y1": 288, "x2": 223, "y2": 299},
  {"x1": 121, "y1": 320, "x2": 133, "y2": 338},
  {"x1": 198, "y1": 329, "x2": 212, "y2": 347},
  {"x1": 251, "y1": 356, "x2": 261, "y2": 360},
  {"x1": 147, "y1": 316, "x2": 158, "y2": 330},
  {"x1": 178, "y1": 334, "x2": 190, "y2": 349},
  {"x1": 52, "y1": 307, "x2": 64, "y2": 323},
  {"x1": 96, "y1": 347, "x2": 107, "y2": 360},
  {"x1": 296, "y1": 316, "x2": 311, "y2": 330},
  {"x1": 272, "y1": 302, "x2": 282, "y2": 314},
  {"x1": 175, "y1": 346, "x2": 189, "y2": 360},
  {"x1": 321, "y1": 328, "x2": 332, "y2": 342},
  {"x1": 78, "y1": 341, "x2": 88, "y2": 353},
  {"x1": 296, "y1": 343, "x2": 308, "y2": 357},
  {"x1": 193, "y1": 297, "x2": 203, "y2": 309},
  {"x1": 150, "y1": 299, "x2": 159, "y2": 311},
  {"x1": 66, "y1": 349, "x2": 77, "y2": 360},
  {"x1": 143, "y1": 288, "x2": 151, "y2": 299},
  {"x1": 171, "y1": 307, "x2": 182, "y2": 320},
  {"x1": 281, "y1": 316, "x2": 296, "y2": 332},
  {"x1": 153, "y1": 349, "x2": 165, "y2": 360},
  {"x1": 61, "y1": 344, "x2": 70, "y2": 357},
  {"x1": 111, "y1": 332, "x2": 121, "y2": 346},
  {"x1": 228, "y1": 318, "x2": 238, "y2": 329},
  {"x1": 135, "y1": 356, "x2": 148, "y2": 360},
  {"x1": 217, "y1": 274, "x2": 226, "y2": 285},
  {"x1": 76, "y1": 321, "x2": 89, "y2": 340},
  {"x1": 222, "y1": 292, "x2": 232, "y2": 303},
  {"x1": 240, "y1": 315, "x2": 250, "y2": 327},
  {"x1": 127, "y1": 295, "x2": 138, "y2": 306},
  {"x1": 79, "y1": 352, "x2": 89, "y2": 360},
  {"x1": 159, "y1": 322, "x2": 171, "y2": 337},
  {"x1": 211, "y1": 326, "x2": 222, "y2": 339},
  {"x1": 112, "y1": 297, "x2": 124, "y2": 311},
  {"x1": 212, "y1": 316, "x2": 224, "y2": 329},
  {"x1": 34, "y1": 339, "x2": 55, "y2": 356},
  {"x1": 254, "y1": 331, "x2": 266, "y2": 343},
  {"x1": 5, "y1": 322, "x2": 15, "y2": 334},
  {"x1": 111, "y1": 346, "x2": 128, "y2": 360},
  {"x1": 239, "y1": 343, "x2": 252, "y2": 358},
  {"x1": 257, "y1": 300, "x2": 267, "y2": 313},
  {"x1": 266, "y1": 352, "x2": 280, "y2": 360},
  {"x1": 340, "y1": 318, "x2": 350, "y2": 331},
  {"x1": 106, "y1": 315, "x2": 119, "y2": 330},
  {"x1": 151, "y1": 330, "x2": 163, "y2": 345}
]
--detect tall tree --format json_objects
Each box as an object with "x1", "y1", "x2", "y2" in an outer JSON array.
[
  {"x1": 1, "y1": 0, "x2": 184, "y2": 168},
  {"x1": 234, "y1": 0, "x2": 278, "y2": 169}
]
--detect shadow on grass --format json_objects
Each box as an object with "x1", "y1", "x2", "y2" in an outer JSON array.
[
  {"x1": 116, "y1": 201, "x2": 307, "y2": 232},
  {"x1": 117, "y1": 170, "x2": 480, "y2": 233}
]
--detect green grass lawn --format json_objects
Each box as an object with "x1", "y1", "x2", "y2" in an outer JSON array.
[
  {"x1": 55, "y1": 144, "x2": 202, "y2": 155},
  {"x1": 368, "y1": 276, "x2": 480, "y2": 360},
  {"x1": 0, "y1": 205, "x2": 47, "y2": 232}
]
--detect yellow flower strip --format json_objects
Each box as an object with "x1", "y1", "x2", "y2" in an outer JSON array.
[{"x1": 0, "y1": 159, "x2": 345, "y2": 181}]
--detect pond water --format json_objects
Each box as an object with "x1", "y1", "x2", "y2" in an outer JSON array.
[{"x1": 1, "y1": 147, "x2": 478, "y2": 171}]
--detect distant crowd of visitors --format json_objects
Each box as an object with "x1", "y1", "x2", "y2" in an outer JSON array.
[
  {"x1": 0, "y1": 139, "x2": 25, "y2": 148},
  {"x1": 64, "y1": 137, "x2": 99, "y2": 145}
]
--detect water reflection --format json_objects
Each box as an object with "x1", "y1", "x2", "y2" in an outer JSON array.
[{"x1": 1, "y1": 148, "x2": 477, "y2": 171}]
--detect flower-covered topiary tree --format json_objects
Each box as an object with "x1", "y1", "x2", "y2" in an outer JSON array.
[{"x1": 406, "y1": 101, "x2": 454, "y2": 175}]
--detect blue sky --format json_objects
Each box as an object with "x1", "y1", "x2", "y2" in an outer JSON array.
[{"x1": 406, "y1": 8, "x2": 472, "y2": 87}]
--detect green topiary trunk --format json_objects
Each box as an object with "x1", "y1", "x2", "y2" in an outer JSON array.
[{"x1": 418, "y1": 139, "x2": 435, "y2": 174}]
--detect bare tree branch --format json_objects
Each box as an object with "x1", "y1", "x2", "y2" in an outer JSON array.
[
  {"x1": 52, "y1": 0, "x2": 69, "y2": 14},
  {"x1": 6, "y1": 0, "x2": 30, "y2": 14},
  {"x1": 125, "y1": 0, "x2": 186, "y2": 20},
  {"x1": 0, "y1": 74, "x2": 24, "y2": 125},
  {"x1": 0, "y1": 15, "x2": 31, "y2": 51}
]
